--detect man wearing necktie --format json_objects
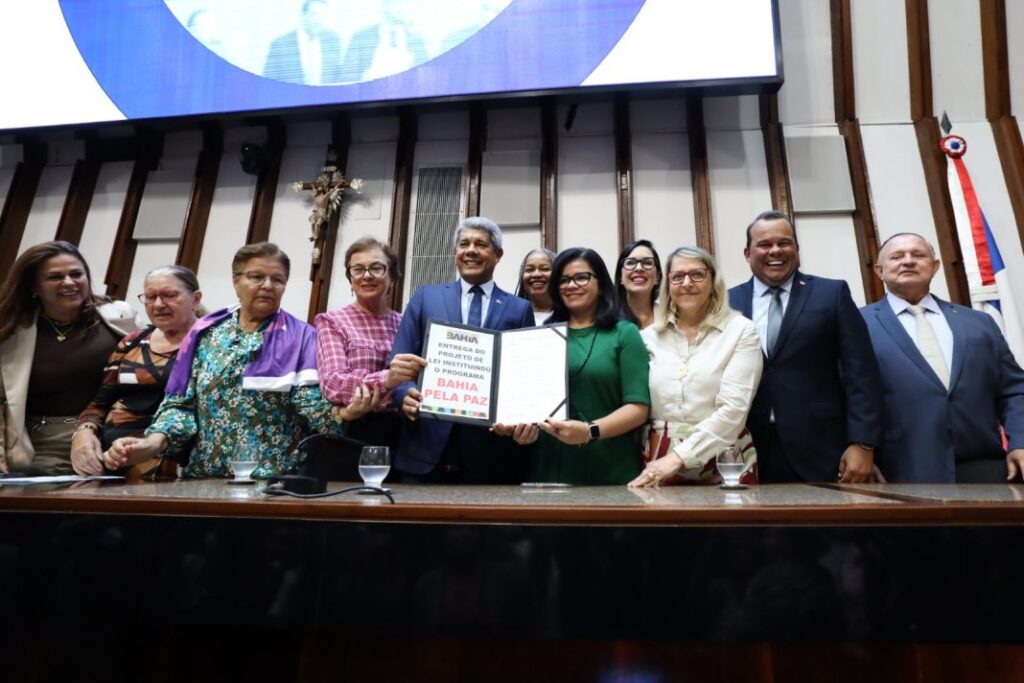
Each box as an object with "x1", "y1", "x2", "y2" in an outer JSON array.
[
  {"x1": 861, "y1": 232, "x2": 1024, "y2": 482},
  {"x1": 728, "y1": 210, "x2": 883, "y2": 483},
  {"x1": 385, "y1": 217, "x2": 535, "y2": 483}
]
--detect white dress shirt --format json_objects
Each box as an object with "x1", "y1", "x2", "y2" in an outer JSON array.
[
  {"x1": 751, "y1": 274, "x2": 794, "y2": 356},
  {"x1": 886, "y1": 292, "x2": 955, "y2": 370},
  {"x1": 459, "y1": 279, "x2": 495, "y2": 326},
  {"x1": 297, "y1": 28, "x2": 323, "y2": 85},
  {"x1": 642, "y1": 313, "x2": 764, "y2": 471}
]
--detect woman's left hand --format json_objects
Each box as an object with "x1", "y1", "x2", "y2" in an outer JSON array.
[
  {"x1": 538, "y1": 418, "x2": 590, "y2": 445},
  {"x1": 70, "y1": 428, "x2": 105, "y2": 476},
  {"x1": 332, "y1": 384, "x2": 383, "y2": 422},
  {"x1": 628, "y1": 455, "x2": 682, "y2": 488}
]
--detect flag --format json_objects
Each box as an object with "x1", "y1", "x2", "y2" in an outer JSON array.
[{"x1": 940, "y1": 133, "x2": 1024, "y2": 367}]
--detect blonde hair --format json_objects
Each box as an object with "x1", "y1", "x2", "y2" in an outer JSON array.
[{"x1": 653, "y1": 246, "x2": 733, "y2": 332}]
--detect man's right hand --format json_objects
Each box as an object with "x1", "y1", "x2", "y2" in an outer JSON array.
[
  {"x1": 385, "y1": 354, "x2": 428, "y2": 389},
  {"x1": 402, "y1": 387, "x2": 423, "y2": 421}
]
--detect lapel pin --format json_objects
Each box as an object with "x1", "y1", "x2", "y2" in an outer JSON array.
[{"x1": 799, "y1": 280, "x2": 806, "y2": 286}]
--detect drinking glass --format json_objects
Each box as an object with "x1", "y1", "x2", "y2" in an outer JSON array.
[
  {"x1": 359, "y1": 446, "x2": 391, "y2": 489},
  {"x1": 229, "y1": 458, "x2": 258, "y2": 484},
  {"x1": 716, "y1": 446, "x2": 747, "y2": 490}
]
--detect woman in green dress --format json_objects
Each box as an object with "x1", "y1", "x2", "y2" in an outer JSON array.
[{"x1": 525, "y1": 247, "x2": 650, "y2": 484}]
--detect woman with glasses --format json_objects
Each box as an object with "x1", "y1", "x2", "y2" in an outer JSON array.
[
  {"x1": 0, "y1": 241, "x2": 139, "y2": 475},
  {"x1": 75, "y1": 266, "x2": 204, "y2": 475},
  {"x1": 615, "y1": 239, "x2": 662, "y2": 330},
  {"x1": 523, "y1": 247, "x2": 650, "y2": 485},
  {"x1": 315, "y1": 236, "x2": 404, "y2": 449},
  {"x1": 107, "y1": 242, "x2": 345, "y2": 478},
  {"x1": 628, "y1": 246, "x2": 763, "y2": 487},
  {"x1": 514, "y1": 247, "x2": 556, "y2": 324}
]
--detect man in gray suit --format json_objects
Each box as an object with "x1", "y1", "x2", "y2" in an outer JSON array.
[{"x1": 860, "y1": 232, "x2": 1024, "y2": 482}]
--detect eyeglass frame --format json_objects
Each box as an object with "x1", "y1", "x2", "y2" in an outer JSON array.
[
  {"x1": 667, "y1": 268, "x2": 710, "y2": 285},
  {"x1": 622, "y1": 257, "x2": 657, "y2": 271},
  {"x1": 558, "y1": 272, "x2": 597, "y2": 288},
  {"x1": 137, "y1": 290, "x2": 184, "y2": 305},
  {"x1": 236, "y1": 271, "x2": 289, "y2": 288},
  {"x1": 347, "y1": 263, "x2": 389, "y2": 278}
]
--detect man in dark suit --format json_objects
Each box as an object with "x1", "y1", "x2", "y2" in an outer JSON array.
[
  {"x1": 384, "y1": 217, "x2": 535, "y2": 483},
  {"x1": 861, "y1": 232, "x2": 1024, "y2": 483},
  {"x1": 262, "y1": 0, "x2": 344, "y2": 85},
  {"x1": 728, "y1": 210, "x2": 883, "y2": 483}
]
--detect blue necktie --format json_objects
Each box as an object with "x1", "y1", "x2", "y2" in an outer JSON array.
[
  {"x1": 766, "y1": 286, "x2": 783, "y2": 356},
  {"x1": 467, "y1": 285, "x2": 483, "y2": 327}
]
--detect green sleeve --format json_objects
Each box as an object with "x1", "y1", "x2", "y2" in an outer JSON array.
[
  {"x1": 617, "y1": 322, "x2": 651, "y2": 405},
  {"x1": 145, "y1": 376, "x2": 198, "y2": 452},
  {"x1": 292, "y1": 384, "x2": 347, "y2": 436}
]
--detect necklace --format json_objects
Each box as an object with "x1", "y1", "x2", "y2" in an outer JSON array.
[
  {"x1": 41, "y1": 315, "x2": 76, "y2": 342},
  {"x1": 672, "y1": 324, "x2": 705, "y2": 381},
  {"x1": 570, "y1": 326, "x2": 599, "y2": 378}
]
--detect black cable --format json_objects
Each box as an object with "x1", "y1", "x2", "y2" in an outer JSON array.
[{"x1": 262, "y1": 483, "x2": 395, "y2": 503}]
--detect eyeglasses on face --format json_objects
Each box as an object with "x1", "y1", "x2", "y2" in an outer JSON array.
[
  {"x1": 558, "y1": 272, "x2": 596, "y2": 288},
  {"x1": 237, "y1": 271, "x2": 288, "y2": 288},
  {"x1": 137, "y1": 290, "x2": 183, "y2": 305},
  {"x1": 668, "y1": 269, "x2": 709, "y2": 285},
  {"x1": 622, "y1": 257, "x2": 657, "y2": 271},
  {"x1": 347, "y1": 263, "x2": 388, "y2": 278}
]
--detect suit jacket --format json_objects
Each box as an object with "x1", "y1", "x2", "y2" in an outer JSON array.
[
  {"x1": 861, "y1": 296, "x2": 1024, "y2": 482},
  {"x1": 0, "y1": 302, "x2": 138, "y2": 472},
  {"x1": 262, "y1": 30, "x2": 344, "y2": 85},
  {"x1": 728, "y1": 272, "x2": 883, "y2": 481},
  {"x1": 343, "y1": 24, "x2": 428, "y2": 82},
  {"x1": 390, "y1": 281, "x2": 535, "y2": 480}
]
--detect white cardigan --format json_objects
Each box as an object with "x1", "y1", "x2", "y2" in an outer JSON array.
[{"x1": 0, "y1": 301, "x2": 139, "y2": 472}]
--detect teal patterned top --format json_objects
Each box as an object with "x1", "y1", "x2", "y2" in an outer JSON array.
[{"x1": 146, "y1": 311, "x2": 343, "y2": 478}]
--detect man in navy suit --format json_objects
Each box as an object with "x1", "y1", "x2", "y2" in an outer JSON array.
[
  {"x1": 263, "y1": 0, "x2": 344, "y2": 85},
  {"x1": 383, "y1": 217, "x2": 535, "y2": 483},
  {"x1": 861, "y1": 232, "x2": 1024, "y2": 483},
  {"x1": 728, "y1": 210, "x2": 883, "y2": 483}
]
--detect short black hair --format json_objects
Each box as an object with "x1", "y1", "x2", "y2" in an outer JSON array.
[
  {"x1": 547, "y1": 248, "x2": 620, "y2": 330},
  {"x1": 613, "y1": 239, "x2": 662, "y2": 326},
  {"x1": 745, "y1": 210, "x2": 796, "y2": 248}
]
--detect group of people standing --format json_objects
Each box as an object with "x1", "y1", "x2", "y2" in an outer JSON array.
[{"x1": 1, "y1": 210, "x2": 1021, "y2": 486}]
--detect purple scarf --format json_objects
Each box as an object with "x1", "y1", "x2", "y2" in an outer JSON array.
[{"x1": 165, "y1": 306, "x2": 319, "y2": 396}]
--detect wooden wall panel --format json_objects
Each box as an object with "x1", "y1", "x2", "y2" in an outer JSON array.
[
  {"x1": 540, "y1": 97, "x2": 558, "y2": 253},
  {"x1": 245, "y1": 120, "x2": 284, "y2": 245},
  {"x1": 687, "y1": 97, "x2": 714, "y2": 254},
  {"x1": 307, "y1": 116, "x2": 352, "y2": 321},
  {"x1": 388, "y1": 108, "x2": 417, "y2": 311},
  {"x1": 176, "y1": 125, "x2": 223, "y2": 272},
  {"x1": 614, "y1": 94, "x2": 635, "y2": 249},
  {"x1": 0, "y1": 141, "x2": 46, "y2": 274}
]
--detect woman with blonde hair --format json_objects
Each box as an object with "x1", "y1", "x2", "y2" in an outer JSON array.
[{"x1": 629, "y1": 246, "x2": 762, "y2": 487}]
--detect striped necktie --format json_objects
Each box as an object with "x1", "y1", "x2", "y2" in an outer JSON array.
[{"x1": 907, "y1": 304, "x2": 949, "y2": 388}]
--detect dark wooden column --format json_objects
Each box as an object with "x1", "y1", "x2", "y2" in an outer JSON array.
[
  {"x1": 540, "y1": 97, "x2": 558, "y2": 252},
  {"x1": 176, "y1": 125, "x2": 223, "y2": 272},
  {"x1": 307, "y1": 115, "x2": 352, "y2": 322},
  {"x1": 104, "y1": 130, "x2": 163, "y2": 299},
  {"x1": 614, "y1": 94, "x2": 635, "y2": 249},
  {"x1": 905, "y1": 0, "x2": 970, "y2": 304},
  {"x1": 759, "y1": 93, "x2": 792, "y2": 217},
  {"x1": 687, "y1": 96, "x2": 714, "y2": 254},
  {"x1": 246, "y1": 119, "x2": 285, "y2": 244},
  {"x1": 0, "y1": 141, "x2": 46, "y2": 273},
  {"x1": 465, "y1": 102, "x2": 486, "y2": 218},
  {"x1": 388, "y1": 108, "x2": 417, "y2": 310},
  {"x1": 829, "y1": 0, "x2": 885, "y2": 302},
  {"x1": 55, "y1": 137, "x2": 101, "y2": 246}
]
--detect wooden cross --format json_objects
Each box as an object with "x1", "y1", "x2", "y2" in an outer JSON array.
[{"x1": 291, "y1": 148, "x2": 362, "y2": 266}]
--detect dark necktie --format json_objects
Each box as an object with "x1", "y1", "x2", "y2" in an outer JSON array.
[
  {"x1": 467, "y1": 285, "x2": 483, "y2": 327},
  {"x1": 766, "y1": 286, "x2": 783, "y2": 356}
]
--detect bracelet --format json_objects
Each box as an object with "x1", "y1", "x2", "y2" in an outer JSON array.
[{"x1": 73, "y1": 423, "x2": 99, "y2": 435}]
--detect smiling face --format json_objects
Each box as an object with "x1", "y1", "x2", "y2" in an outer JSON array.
[
  {"x1": 347, "y1": 246, "x2": 393, "y2": 310},
  {"x1": 875, "y1": 233, "x2": 940, "y2": 304},
  {"x1": 34, "y1": 254, "x2": 90, "y2": 321},
  {"x1": 455, "y1": 227, "x2": 502, "y2": 285},
  {"x1": 233, "y1": 256, "x2": 288, "y2": 323},
  {"x1": 620, "y1": 245, "x2": 659, "y2": 298},
  {"x1": 521, "y1": 251, "x2": 553, "y2": 306},
  {"x1": 744, "y1": 217, "x2": 800, "y2": 287},
  {"x1": 559, "y1": 258, "x2": 600, "y2": 321},
  {"x1": 141, "y1": 274, "x2": 201, "y2": 333},
  {"x1": 667, "y1": 256, "x2": 712, "y2": 321}
]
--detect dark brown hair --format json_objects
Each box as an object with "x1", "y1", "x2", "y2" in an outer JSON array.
[
  {"x1": 231, "y1": 242, "x2": 290, "y2": 278},
  {"x1": 0, "y1": 241, "x2": 109, "y2": 343},
  {"x1": 343, "y1": 236, "x2": 401, "y2": 282}
]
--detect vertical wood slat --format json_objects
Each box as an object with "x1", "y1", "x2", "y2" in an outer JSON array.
[
  {"x1": 830, "y1": 0, "x2": 856, "y2": 122},
  {"x1": 759, "y1": 93, "x2": 792, "y2": 217},
  {"x1": 54, "y1": 136, "x2": 101, "y2": 246},
  {"x1": 104, "y1": 131, "x2": 163, "y2": 299},
  {"x1": 176, "y1": 125, "x2": 223, "y2": 272},
  {"x1": 687, "y1": 97, "x2": 714, "y2": 254},
  {"x1": 613, "y1": 94, "x2": 635, "y2": 250},
  {"x1": 307, "y1": 116, "x2": 352, "y2": 322},
  {"x1": 0, "y1": 141, "x2": 46, "y2": 274},
  {"x1": 906, "y1": 0, "x2": 934, "y2": 121},
  {"x1": 245, "y1": 120, "x2": 285, "y2": 245},
  {"x1": 389, "y1": 108, "x2": 417, "y2": 310},
  {"x1": 540, "y1": 97, "x2": 558, "y2": 252},
  {"x1": 465, "y1": 102, "x2": 485, "y2": 218}
]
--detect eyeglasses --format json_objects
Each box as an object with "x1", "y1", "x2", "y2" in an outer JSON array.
[
  {"x1": 237, "y1": 271, "x2": 288, "y2": 288},
  {"x1": 623, "y1": 257, "x2": 657, "y2": 271},
  {"x1": 347, "y1": 263, "x2": 388, "y2": 278},
  {"x1": 668, "y1": 269, "x2": 709, "y2": 285},
  {"x1": 558, "y1": 272, "x2": 596, "y2": 288},
  {"x1": 137, "y1": 290, "x2": 183, "y2": 305}
]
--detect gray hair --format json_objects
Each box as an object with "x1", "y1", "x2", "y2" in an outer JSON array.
[
  {"x1": 452, "y1": 216, "x2": 503, "y2": 252},
  {"x1": 877, "y1": 232, "x2": 936, "y2": 260},
  {"x1": 654, "y1": 245, "x2": 733, "y2": 332}
]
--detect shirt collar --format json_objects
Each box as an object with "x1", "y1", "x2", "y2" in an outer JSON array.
[
  {"x1": 752, "y1": 273, "x2": 795, "y2": 298},
  {"x1": 886, "y1": 291, "x2": 940, "y2": 316},
  {"x1": 460, "y1": 279, "x2": 495, "y2": 299}
]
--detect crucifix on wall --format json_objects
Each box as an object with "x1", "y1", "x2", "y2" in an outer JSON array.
[{"x1": 291, "y1": 148, "x2": 362, "y2": 266}]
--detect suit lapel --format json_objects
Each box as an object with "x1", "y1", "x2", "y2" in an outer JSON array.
[
  {"x1": 445, "y1": 281, "x2": 462, "y2": 324},
  {"x1": 938, "y1": 297, "x2": 966, "y2": 390},
  {"x1": 873, "y1": 300, "x2": 947, "y2": 391},
  {"x1": 484, "y1": 285, "x2": 508, "y2": 329},
  {"x1": 735, "y1": 279, "x2": 754, "y2": 319},
  {"x1": 772, "y1": 271, "x2": 810, "y2": 355}
]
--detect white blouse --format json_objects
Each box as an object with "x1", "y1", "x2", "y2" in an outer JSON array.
[{"x1": 641, "y1": 313, "x2": 763, "y2": 470}]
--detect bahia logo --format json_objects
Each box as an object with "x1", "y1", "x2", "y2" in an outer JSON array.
[{"x1": 447, "y1": 330, "x2": 479, "y2": 344}]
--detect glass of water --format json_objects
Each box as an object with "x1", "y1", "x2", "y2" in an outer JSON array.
[
  {"x1": 229, "y1": 457, "x2": 258, "y2": 484},
  {"x1": 359, "y1": 446, "x2": 390, "y2": 489},
  {"x1": 716, "y1": 446, "x2": 747, "y2": 490}
]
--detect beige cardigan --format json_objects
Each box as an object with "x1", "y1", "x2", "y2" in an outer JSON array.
[{"x1": 0, "y1": 301, "x2": 139, "y2": 472}]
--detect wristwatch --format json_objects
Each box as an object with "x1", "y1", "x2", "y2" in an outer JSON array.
[{"x1": 587, "y1": 422, "x2": 601, "y2": 442}]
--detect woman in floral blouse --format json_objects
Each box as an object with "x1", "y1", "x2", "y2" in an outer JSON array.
[{"x1": 108, "y1": 243, "x2": 347, "y2": 478}]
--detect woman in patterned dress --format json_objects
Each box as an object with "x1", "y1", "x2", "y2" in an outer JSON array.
[{"x1": 107, "y1": 243, "x2": 346, "y2": 478}]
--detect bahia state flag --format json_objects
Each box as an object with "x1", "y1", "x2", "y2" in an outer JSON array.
[{"x1": 940, "y1": 131, "x2": 1024, "y2": 367}]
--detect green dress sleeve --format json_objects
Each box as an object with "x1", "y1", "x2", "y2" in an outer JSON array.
[{"x1": 617, "y1": 321, "x2": 651, "y2": 406}]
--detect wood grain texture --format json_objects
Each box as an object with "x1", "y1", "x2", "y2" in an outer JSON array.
[
  {"x1": 465, "y1": 102, "x2": 485, "y2": 219},
  {"x1": 176, "y1": 125, "x2": 223, "y2": 272},
  {"x1": 540, "y1": 97, "x2": 558, "y2": 252},
  {"x1": 687, "y1": 96, "x2": 714, "y2": 254},
  {"x1": 245, "y1": 119, "x2": 285, "y2": 245},
  {"x1": 0, "y1": 141, "x2": 46, "y2": 273},
  {"x1": 614, "y1": 94, "x2": 634, "y2": 250},
  {"x1": 388, "y1": 107, "x2": 417, "y2": 311},
  {"x1": 307, "y1": 115, "x2": 352, "y2": 322}
]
